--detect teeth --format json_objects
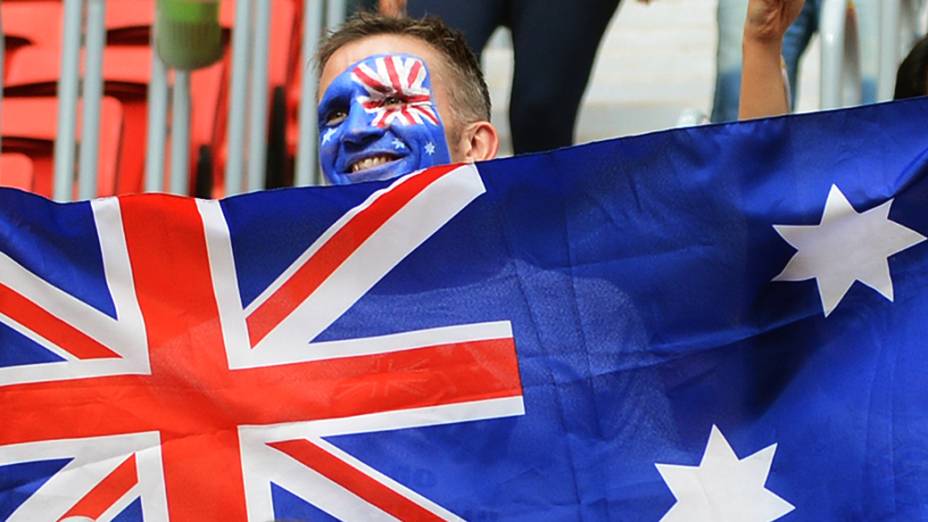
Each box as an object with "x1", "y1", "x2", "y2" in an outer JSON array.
[{"x1": 351, "y1": 155, "x2": 395, "y2": 173}]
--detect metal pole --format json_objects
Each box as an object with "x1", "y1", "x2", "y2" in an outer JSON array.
[
  {"x1": 246, "y1": 0, "x2": 271, "y2": 192},
  {"x1": 901, "y1": 0, "x2": 921, "y2": 53},
  {"x1": 145, "y1": 18, "x2": 169, "y2": 193},
  {"x1": 877, "y1": 0, "x2": 900, "y2": 100},
  {"x1": 225, "y1": 0, "x2": 253, "y2": 195},
  {"x1": 326, "y1": 0, "x2": 347, "y2": 30},
  {"x1": 170, "y1": 71, "x2": 191, "y2": 194},
  {"x1": 54, "y1": 0, "x2": 84, "y2": 201},
  {"x1": 78, "y1": 0, "x2": 106, "y2": 200},
  {"x1": 820, "y1": 0, "x2": 861, "y2": 109},
  {"x1": 295, "y1": 0, "x2": 324, "y2": 186}
]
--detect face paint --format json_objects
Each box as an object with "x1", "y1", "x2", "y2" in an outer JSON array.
[{"x1": 317, "y1": 53, "x2": 452, "y2": 185}]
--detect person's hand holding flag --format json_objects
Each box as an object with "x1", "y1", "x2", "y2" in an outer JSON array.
[{"x1": 740, "y1": 0, "x2": 804, "y2": 119}]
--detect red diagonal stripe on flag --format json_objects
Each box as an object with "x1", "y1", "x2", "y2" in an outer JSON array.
[
  {"x1": 245, "y1": 164, "x2": 459, "y2": 347},
  {"x1": 60, "y1": 454, "x2": 138, "y2": 520},
  {"x1": 0, "y1": 283, "x2": 119, "y2": 360},
  {"x1": 269, "y1": 439, "x2": 443, "y2": 521},
  {"x1": 406, "y1": 59, "x2": 422, "y2": 87},
  {"x1": 385, "y1": 56, "x2": 403, "y2": 92},
  {"x1": 0, "y1": 183, "x2": 522, "y2": 520},
  {"x1": 353, "y1": 65, "x2": 389, "y2": 94}
]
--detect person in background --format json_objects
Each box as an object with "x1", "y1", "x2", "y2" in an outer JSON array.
[
  {"x1": 740, "y1": 0, "x2": 928, "y2": 119},
  {"x1": 894, "y1": 35, "x2": 928, "y2": 99},
  {"x1": 399, "y1": 0, "x2": 622, "y2": 155},
  {"x1": 713, "y1": 0, "x2": 892, "y2": 121},
  {"x1": 739, "y1": 0, "x2": 804, "y2": 119}
]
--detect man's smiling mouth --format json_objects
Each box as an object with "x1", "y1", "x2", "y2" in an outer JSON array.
[{"x1": 350, "y1": 154, "x2": 399, "y2": 174}]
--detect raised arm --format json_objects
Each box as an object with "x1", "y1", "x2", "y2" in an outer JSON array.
[{"x1": 739, "y1": 0, "x2": 804, "y2": 120}]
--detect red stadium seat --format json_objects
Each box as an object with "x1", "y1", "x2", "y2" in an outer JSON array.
[
  {"x1": 1, "y1": 96, "x2": 124, "y2": 198},
  {"x1": 1, "y1": 1, "x2": 62, "y2": 51},
  {"x1": 0, "y1": 153, "x2": 35, "y2": 191},
  {"x1": 2, "y1": 0, "x2": 307, "y2": 196},
  {"x1": 4, "y1": 45, "x2": 226, "y2": 195},
  {"x1": 105, "y1": 0, "x2": 236, "y2": 45}
]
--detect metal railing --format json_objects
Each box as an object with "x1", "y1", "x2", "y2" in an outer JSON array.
[
  {"x1": 0, "y1": 0, "x2": 345, "y2": 201},
  {"x1": 820, "y1": 0, "x2": 863, "y2": 109},
  {"x1": 3, "y1": 0, "x2": 925, "y2": 200},
  {"x1": 877, "y1": 0, "x2": 926, "y2": 100},
  {"x1": 821, "y1": 0, "x2": 927, "y2": 109}
]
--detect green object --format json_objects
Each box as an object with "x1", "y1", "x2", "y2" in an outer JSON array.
[{"x1": 155, "y1": 0, "x2": 223, "y2": 70}]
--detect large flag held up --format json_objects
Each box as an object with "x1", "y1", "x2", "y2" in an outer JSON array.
[{"x1": 1, "y1": 98, "x2": 927, "y2": 521}]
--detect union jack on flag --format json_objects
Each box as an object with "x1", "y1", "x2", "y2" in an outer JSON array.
[
  {"x1": 352, "y1": 55, "x2": 441, "y2": 128},
  {"x1": 0, "y1": 164, "x2": 523, "y2": 521}
]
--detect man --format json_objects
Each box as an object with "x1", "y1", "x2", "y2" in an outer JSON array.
[
  {"x1": 315, "y1": 3, "x2": 802, "y2": 185},
  {"x1": 315, "y1": 13, "x2": 499, "y2": 185}
]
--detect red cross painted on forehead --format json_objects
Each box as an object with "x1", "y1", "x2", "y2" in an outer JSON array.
[{"x1": 350, "y1": 54, "x2": 440, "y2": 128}]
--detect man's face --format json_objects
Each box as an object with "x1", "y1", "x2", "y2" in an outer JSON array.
[{"x1": 318, "y1": 35, "x2": 456, "y2": 185}]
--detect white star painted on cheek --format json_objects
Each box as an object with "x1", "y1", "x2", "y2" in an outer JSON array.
[
  {"x1": 773, "y1": 185, "x2": 926, "y2": 316},
  {"x1": 424, "y1": 142, "x2": 436, "y2": 156},
  {"x1": 656, "y1": 425, "x2": 794, "y2": 522},
  {"x1": 392, "y1": 138, "x2": 406, "y2": 150},
  {"x1": 321, "y1": 127, "x2": 336, "y2": 145}
]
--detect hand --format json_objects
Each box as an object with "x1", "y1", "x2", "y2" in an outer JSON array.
[
  {"x1": 378, "y1": 0, "x2": 405, "y2": 16},
  {"x1": 744, "y1": 0, "x2": 804, "y2": 43}
]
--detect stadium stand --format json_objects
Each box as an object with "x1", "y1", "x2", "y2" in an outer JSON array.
[
  {"x1": 0, "y1": 0, "x2": 920, "y2": 200},
  {"x1": 1, "y1": 0, "x2": 307, "y2": 198},
  {"x1": 1, "y1": 96, "x2": 123, "y2": 197}
]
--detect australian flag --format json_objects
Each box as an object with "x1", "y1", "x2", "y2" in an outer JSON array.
[{"x1": 2, "y1": 98, "x2": 928, "y2": 521}]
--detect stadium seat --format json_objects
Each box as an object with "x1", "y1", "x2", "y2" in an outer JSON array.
[
  {"x1": 1, "y1": 1, "x2": 62, "y2": 51},
  {"x1": 1, "y1": 96, "x2": 124, "y2": 198},
  {"x1": 2, "y1": 0, "x2": 307, "y2": 197},
  {"x1": 0, "y1": 153, "x2": 35, "y2": 191},
  {"x1": 4, "y1": 44, "x2": 226, "y2": 195},
  {"x1": 105, "y1": 0, "x2": 236, "y2": 45}
]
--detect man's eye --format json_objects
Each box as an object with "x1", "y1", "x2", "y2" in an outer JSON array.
[
  {"x1": 382, "y1": 95, "x2": 404, "y2": 106},
  {"x1": 326, "y1": 110, "x2": 347, "y2": 126}
]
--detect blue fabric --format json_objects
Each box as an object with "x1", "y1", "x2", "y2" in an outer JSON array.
[
  {"x1": 0, "y1": 192, "x2": 114, "y2": 318},
  {"x1": 255, "y1": 99, "x2": 928, "y2": 519},
  {"x1": 271, "y1": 482, "x2": 340, "y2": 522},
  {"x1": 110, "y1": 498, "x2": 143, "y2": 522},
  {"x1": 2, "y1": 99, "x2": 928, "y2": 519},
  {"x1": 0, "y1": 459, "x2": 71, "y2": 520}
]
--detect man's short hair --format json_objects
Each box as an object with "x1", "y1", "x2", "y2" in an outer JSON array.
[
  {"x1": 316, "y1": 12, "x2": 491, "y2": 125},
  {"x1": 894, "y1": 35, "x2": 928, "y2": 100}
]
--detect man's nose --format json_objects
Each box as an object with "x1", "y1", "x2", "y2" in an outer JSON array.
[{"x1": 342, "y1": 106, "x2": 383, "y2": 146}]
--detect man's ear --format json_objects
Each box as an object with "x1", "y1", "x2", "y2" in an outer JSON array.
[{"x1": 456, "y1": 121, "x2": 499, "y2": 162}]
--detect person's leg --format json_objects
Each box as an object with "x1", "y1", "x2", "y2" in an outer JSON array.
[
  {"x1": 507, "y1": 0, "x2": 621, "y2": 154},
  {"x1": 711, "y1": 0, "x2": 750, "y2": 122},
  {"x1": 781, "y1": 0, "x2": 821, "y2": 109},
  {"x1": 405, "y1": 0, "x2": 504, "y2": 56}
]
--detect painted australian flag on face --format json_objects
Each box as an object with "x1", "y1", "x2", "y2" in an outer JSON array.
[{"x1": 2, "y1": 98, "x2": 928, "y2": 521}]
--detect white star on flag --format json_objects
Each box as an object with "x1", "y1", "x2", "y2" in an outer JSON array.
[
  {"x1": 425, "y1": 142, "x2": 436, "y2": 155},
  {"x1": 321, "y1": 127, "x2": 336, "y2": 145},
  {"x1": 392, "y1": 138, "x2": 406, "y2": 150},
  {"x1": 656, "y1": 425, "x2": 794, "y2": 522},
  {"x1": 772, "y1": 185, "x2": 926, "y2": 316}
]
